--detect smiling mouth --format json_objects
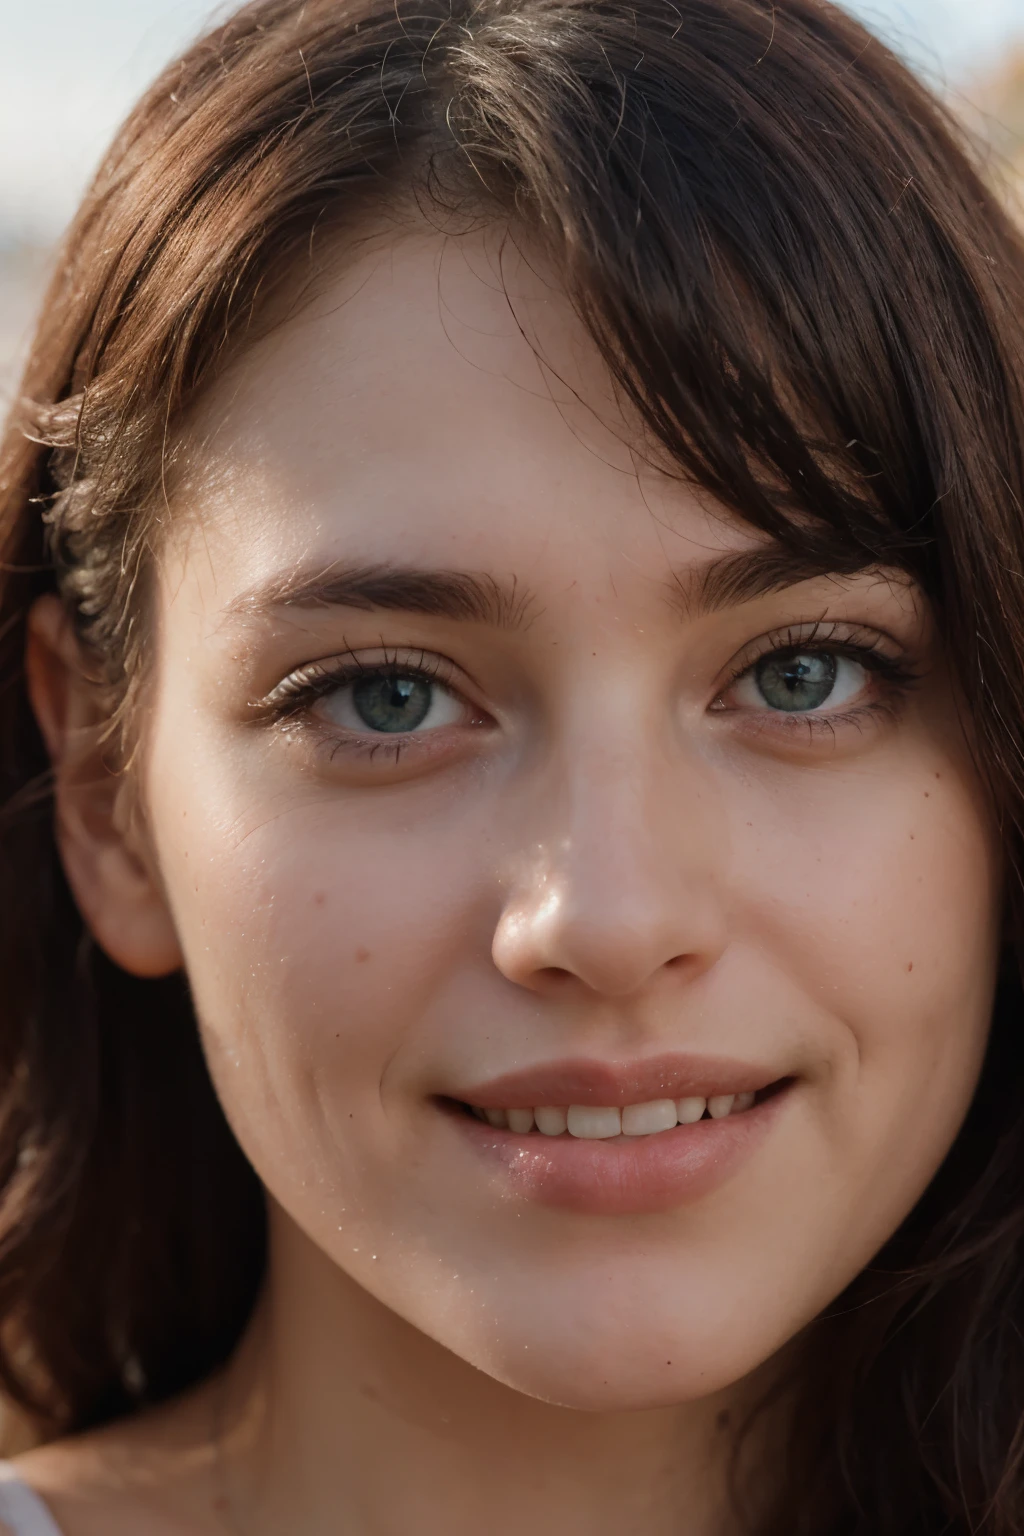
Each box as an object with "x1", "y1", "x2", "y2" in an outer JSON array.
[
  {"x1": 448, "y1": 1081, "x2": 788, "y2": 1139},
  {"x1": 445, "y1": 1069, "x2": 792, "y2": 1213}
]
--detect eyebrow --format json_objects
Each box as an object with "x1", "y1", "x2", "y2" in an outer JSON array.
[
  {"x1": 225, "y1": 545, "x2": 874, "y2": 631},
  {"x1": 671, "y1": 545, "x2": 875, "y2": 618},
  {"x1": 226, "y1": 562, "x2": 538, "y2": 629}
]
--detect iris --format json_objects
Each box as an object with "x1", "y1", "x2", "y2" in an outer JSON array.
[
  {"x1": 352, "y1": 674, "x2": 434, "y2": 732},
  {"x1": 755, "y1": 651, "x2": 836, "y2": 712}
]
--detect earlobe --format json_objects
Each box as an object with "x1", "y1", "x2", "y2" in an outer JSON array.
[{"x1": 24, "y1": 594, "x2": 184, "y2": 979}]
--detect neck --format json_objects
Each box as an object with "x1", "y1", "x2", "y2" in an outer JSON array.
[{"x1": 218, "y1": 1205, "x2": 766, "y2": 1536}]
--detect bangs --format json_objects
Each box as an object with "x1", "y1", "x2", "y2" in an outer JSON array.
[{"x1": 433, "y1": 0, "x2": 1012, "y2": 587}]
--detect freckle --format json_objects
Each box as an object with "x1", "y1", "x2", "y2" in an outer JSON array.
[
  {"x1": 924, "y1": 792, "x2": 930, "y2": 798},
  {"x1": 356, "y1": 946, "x2": 371, "y2": 962},
  {"x1": 909, "y1": 833, "x2": 915, "y2": 840},
  {"x1": 907, "y1": 962, "x2": 913, "y2": 972},
  {"x1": 313, "y1": 891, "x2": 326, "y2": 906}
]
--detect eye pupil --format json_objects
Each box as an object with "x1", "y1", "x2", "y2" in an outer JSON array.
[
  {"x1": 755, "y1": 651, "x2": 836, "y2": 712},
  {"x1": 352, "y1": 674, "x2": 433, "y2": 732}
]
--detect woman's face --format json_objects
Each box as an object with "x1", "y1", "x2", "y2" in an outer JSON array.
[{"x1": 93, "y1": 231, "x2": 1002, "y2": 1409}]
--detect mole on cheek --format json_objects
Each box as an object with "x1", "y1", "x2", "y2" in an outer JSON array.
[{"x1": 355, "y1": 947, "x2": 371, "y2": 963}]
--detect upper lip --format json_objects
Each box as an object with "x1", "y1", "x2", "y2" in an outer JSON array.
[{"x1": 454, "y1": 1053, "x2": 782, "y2": 1108}]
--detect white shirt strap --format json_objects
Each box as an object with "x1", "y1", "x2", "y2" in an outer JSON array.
[{"x1": 0, "y1": 1465, "x2": 64, "y2": 1536}]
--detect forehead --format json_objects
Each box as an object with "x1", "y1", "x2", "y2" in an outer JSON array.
[{"x1": 169, "y1": 227, "x2": 760, "y2": 612}]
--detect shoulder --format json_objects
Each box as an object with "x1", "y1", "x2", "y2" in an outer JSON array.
[
  {"x1": 0, "y1": 1453, "x2": 164, "y2": 1536},
  {"x1": 3, "y1": 1385, "x2": 223, "y2": 1536}
]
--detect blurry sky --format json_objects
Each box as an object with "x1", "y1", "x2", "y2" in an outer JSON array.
[{"x1": 0, "y1": 0, "x2": 1023, "y2": 243}]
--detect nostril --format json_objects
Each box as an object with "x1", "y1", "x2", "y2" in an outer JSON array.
[{"x1": 536, "y1": 966, "x2": 575, "y2": 985}]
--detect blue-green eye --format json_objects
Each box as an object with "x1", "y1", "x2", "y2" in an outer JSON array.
[
  {"x1": 754, "y1": 651, "x2": 837, "y2": 712},
  {"x1": 352, "y1": 675, "x2": 433, "y2": 732},
  {"x1": 319, "y1": 671, "x2": 465, "y2": 735},
  {"x1": 724, "y1": 647, "x2": 870, "y2": 716}
]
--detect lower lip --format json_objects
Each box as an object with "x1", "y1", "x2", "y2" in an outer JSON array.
[{"x1": 449, "y1": 1088, "x2": 790, "y2": 1216}]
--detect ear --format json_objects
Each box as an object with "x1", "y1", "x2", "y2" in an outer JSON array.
[{"x1": 24, "y1": 594, "x2": 183, "y2": 978}]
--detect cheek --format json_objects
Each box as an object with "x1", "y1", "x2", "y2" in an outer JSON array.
[
  {"x1": 148, "y1": 763, "x2": 488, "y2": 1171},
  {"x1": 729, "y1": 752, "x2": 1000, "y2": 1239}
]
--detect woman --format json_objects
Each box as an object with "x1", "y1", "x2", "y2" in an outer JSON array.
[{"x1": 0, "y1": 0, "x2": 1020, "y2": 1529}]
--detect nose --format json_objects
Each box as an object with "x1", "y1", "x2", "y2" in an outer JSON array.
[{"x1": 491, "y1": 743, "x2": 729, "y2": 1001}]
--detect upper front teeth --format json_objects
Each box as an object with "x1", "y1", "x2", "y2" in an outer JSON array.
[
  {"x1": 472, "y1": 1090, "x2": 757, "y2": 1137},
  {"x1": 568, "y1": 1105, "x2": 622, "y2": 1139},
  {"x1": 620, "y1": 1099, "x2": 677, "y2": 1135}
]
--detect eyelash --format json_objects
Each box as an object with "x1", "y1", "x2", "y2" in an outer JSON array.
[
  {"x1": 256, "y1": 650, "x2": 473, "y2": 761},
  {"x1": 714, "y1": 622, "x2": 921, "y2": 736},
  {"x1": 261, "y1": 648, "x2": 450, "y2": 710},
  {"x1": 256, "y1": 623, "x2": 920, "y2": 760}
]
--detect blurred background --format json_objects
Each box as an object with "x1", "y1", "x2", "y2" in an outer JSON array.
[{"x1": 1, "y1": 0, "x2": 1024, "y2": 403}]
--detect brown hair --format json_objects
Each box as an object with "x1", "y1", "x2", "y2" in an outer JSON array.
[{"x1": 2, "y1": 0, "x2": 1024, "y2": 1527}]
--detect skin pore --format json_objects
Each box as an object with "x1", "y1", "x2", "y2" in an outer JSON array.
[{"x1": 18, "y1": 228, "x2": 1001, "y2": 1535}]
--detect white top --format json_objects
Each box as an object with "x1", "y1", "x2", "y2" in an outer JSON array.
[{"x1": 0, "y1": 1466, "x2": 64, "y2": 1536}]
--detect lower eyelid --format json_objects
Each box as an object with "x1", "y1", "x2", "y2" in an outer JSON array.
[{"x1": 722, "y1": 700, "x2": 897, "y2": 751}]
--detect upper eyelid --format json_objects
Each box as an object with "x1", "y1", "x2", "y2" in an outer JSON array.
[
  {"x1": 717, "y1": 620, "x2": 903, "y2": 687},
  {"x1": 253, "y1": 649, "x2": 464, "y2": 714},
  {"x1": 250, "y1": 624, "x2": 911, "y2": 723},
  {"x1": 739, "y1": 618, "x2": 900, "y2": 656}
]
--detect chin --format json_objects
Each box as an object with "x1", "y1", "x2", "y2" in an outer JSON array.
[{"x1": 462, "y1": 1314, "x2": 769, "y2": 1413}]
